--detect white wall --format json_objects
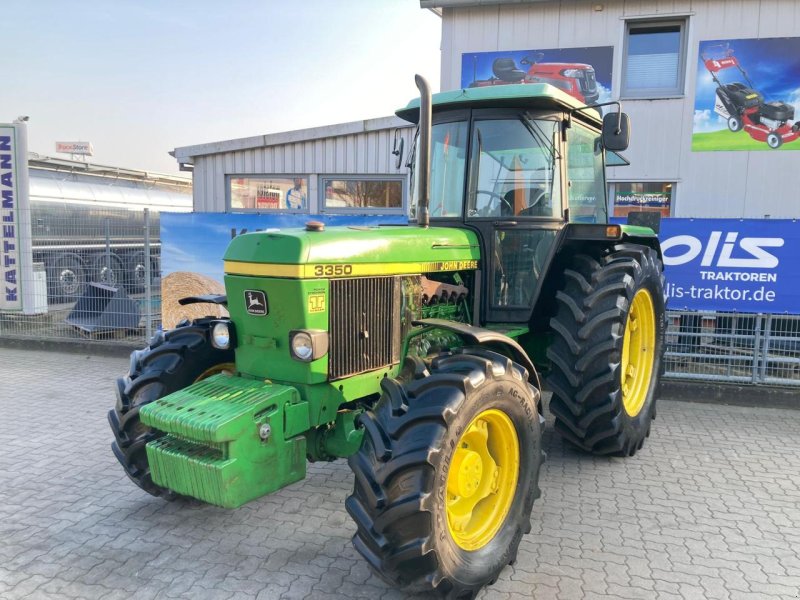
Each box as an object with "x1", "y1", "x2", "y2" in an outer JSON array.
[{"x1": 440, "y1": 0, "x2": 800, "y2": 218}]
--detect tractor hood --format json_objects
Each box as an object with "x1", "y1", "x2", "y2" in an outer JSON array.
[{"x1": 223, "y1": 225, "x2": 481, "y2": 278}]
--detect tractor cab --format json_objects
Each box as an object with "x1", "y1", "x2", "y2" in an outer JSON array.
[{"x1": 397, "y1": 82, "x2": 634, "y2": 323}]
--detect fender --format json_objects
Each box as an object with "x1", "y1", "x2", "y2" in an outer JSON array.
[
  {"x1": 412, "y1": 318, "x2": 541, "y2": 390},
  {"x1": 178, "y1": 294, "x2": 228, "y2": 307}
]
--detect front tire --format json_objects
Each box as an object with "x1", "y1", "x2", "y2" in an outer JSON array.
[
  {"x1": 546, "y1": 243, "x2": 666, "y2": 456},
  {"x1": 767, "y1": 132, "x2": 783, "y2": 149},
  {"x1": 107, "y1": 318, "x2": 235, "y2": 498},
  {"x1": 347, "y1": 348, "x2": 544, "y2": 598}
]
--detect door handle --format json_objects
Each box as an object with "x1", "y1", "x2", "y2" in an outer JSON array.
[{"x1": 495, "y1": 220, "x2": 517, "y2": 227}]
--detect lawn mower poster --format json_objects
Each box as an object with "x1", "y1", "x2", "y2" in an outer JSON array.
[
  {"x1": 460, "y1": 46, "x2": 613, "y2": 108},
  {"x1": 693, "y1": 37, "x2": 800, "y2": 151}
]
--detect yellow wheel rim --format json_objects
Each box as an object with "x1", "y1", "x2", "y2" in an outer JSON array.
[
  {"x1": 445, "y1": 408, "x2": 519, "y2": 551},
  {"x1": 194, "y1": 362, "x2": 235, "y2": 383},
  {"x1": 621, "y1": 289, "x2": 656, "y2": 417}
]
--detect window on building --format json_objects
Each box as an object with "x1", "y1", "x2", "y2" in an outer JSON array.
[
  {"x1": 228, "y1": 176, "x2": 308, "y2": 212},
  {"x1": 622, "y1": 20, "x2": 687, "y2": 98},
  {"x1": 321, "y1": 177, "x2": 405, "y2": 212},
  {"x1": 567, "y1": 124, "x2": 606, "y2": 223},
  {"x1": 609, "y1": 182, "x2": 673, "y2": 218}
]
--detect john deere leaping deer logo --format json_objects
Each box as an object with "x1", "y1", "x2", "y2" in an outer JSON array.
[{"x1": 244, "y1": 290, "x2": 268, "y2": 316}]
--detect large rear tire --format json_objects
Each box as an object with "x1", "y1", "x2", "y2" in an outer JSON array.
[
  {"x1": 347, "y1": 348, "x2": 544, "y2": 598},
  {"x1": 107, "y1": 318, "x2": 235, "y2": 498},
  {"x1": 546, "y1": 243, "x2": 666, "y2": 456}
]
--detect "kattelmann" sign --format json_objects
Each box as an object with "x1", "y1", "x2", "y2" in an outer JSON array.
[{"x1": 0, "y1": 126, "x2": 20, "y2": 310}]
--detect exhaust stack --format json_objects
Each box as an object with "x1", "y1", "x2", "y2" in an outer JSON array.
[{"x1": 415, "y1": 74, "x2": 431, "y2": 228}]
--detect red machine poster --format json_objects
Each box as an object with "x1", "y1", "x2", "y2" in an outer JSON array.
[{"x1": 460, "y1": 47, "x2": 614, "y2": 107}]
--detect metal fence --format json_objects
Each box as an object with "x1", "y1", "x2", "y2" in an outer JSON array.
[
  {"x1": 665, "y1": 311, "x2": 800, "y2": 387},
  {"x1": 0, "y1": 206, "x2": 160, "y2": 346}
]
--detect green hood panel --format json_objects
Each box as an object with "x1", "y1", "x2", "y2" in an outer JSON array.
[{"x1": 224, "y1": 225, "x2": 481, "y2": 277}]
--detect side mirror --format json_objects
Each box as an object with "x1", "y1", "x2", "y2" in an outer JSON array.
[
  {"x1": 602, "y1": 112, "x2": 630, "y2": 152},
  {"x1": 392, "y1": 129, "x2": 404, "y2": 170}
]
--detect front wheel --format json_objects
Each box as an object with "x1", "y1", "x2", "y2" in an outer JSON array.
[
  {"x1": 346, "y1": 348, "x2": 544, "y2": 598},
  {"x1": 767, "y1": 133, "x2": 783, "y2": 149},
  {"x1": 546, "y1": 243, "x2": 666, "y2": 456},
  {"x1": 107, "y1": 318, "x2": 235, "y2": 498}
]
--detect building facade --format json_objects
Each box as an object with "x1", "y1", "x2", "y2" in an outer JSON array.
[
  {"x1": 177, "y1": 0, "x2": 800, "y2": 220},
  {"x1": 431, "y1": 0, "x2": 800, "y2": 219}
]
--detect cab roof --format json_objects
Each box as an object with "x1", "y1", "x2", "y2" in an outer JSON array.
[{"x1": 396, "y1": 83, "x2": 602, "y2": 127}]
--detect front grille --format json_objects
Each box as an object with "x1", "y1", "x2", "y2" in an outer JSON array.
[{"x1": 329, "y1": 277, "x2": 400, "y2": 380}]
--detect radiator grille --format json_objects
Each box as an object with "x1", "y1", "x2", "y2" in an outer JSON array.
[{"x1": 329, "y1": 277, "x2": 400, "y2": 380}]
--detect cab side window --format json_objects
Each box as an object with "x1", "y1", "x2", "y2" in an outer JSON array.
[{"x1": 567, "y1": 125, "x2": 607, "y2": 223}]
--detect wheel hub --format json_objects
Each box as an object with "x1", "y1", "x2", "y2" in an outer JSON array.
[
  {"x1": 445, "y1": 409, "x2": 519, "y2": 550},
  {"x1": 621, "y1": 289, "x2": 656, "y2": 417}
]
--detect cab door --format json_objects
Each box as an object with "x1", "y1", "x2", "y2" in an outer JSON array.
[{"x1": 465, "y1": 111, "x2": 566, "y2": 324}]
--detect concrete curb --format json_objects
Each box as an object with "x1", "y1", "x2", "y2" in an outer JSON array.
[{"x1": 661, "y1": 379, "x2": 799, "y2": 410}]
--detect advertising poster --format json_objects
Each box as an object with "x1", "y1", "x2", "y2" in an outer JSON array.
[
  {"x1": 460, "y1": 47, "x2": 614, "y2": 107},
  {"x1": 159, "y1": 212, "x2": 406, "y2": 328},
  {"x1": 651, "y1": 219, "x2": 798, "y2": 313},
  {"x1": 693, "y1": 38, "x2": 800, "y2": 151}
]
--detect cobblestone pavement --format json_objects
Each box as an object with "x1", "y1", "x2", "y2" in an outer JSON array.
[{"x1": 1, "y1": 346, "x2": 799, "y2": 600}]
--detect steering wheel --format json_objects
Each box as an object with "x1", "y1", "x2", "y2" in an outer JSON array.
[{"x1": 475, "y1": 190, "x2": 513, "y2": 216}]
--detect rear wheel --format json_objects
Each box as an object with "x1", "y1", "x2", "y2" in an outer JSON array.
[
  {"x1": 727, "y1": 116, "x2": 743, "y2": 132},
  {"x1": 124, "y1": 250, "x2": 149, "y2": 292},
  {"x1": 45, "y1": 252, "x2": 86, "y2": 302},
  {"x1": 92, "y1": 252, "x2": 125, "y2": 287},
  {"x1": 347, "y1": 348, "x2": 543, "y2": 598},
  {"x1": 107, "y1": 318, "x2": 235, "y2": 498},
  {"x1": 546, "y1": 243, "x2": 666, "y2": 456}
]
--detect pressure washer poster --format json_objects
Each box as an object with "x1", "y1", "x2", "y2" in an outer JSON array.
[
  {"x1": 693, "y1": 37, "x2": 800, "y2": 152},
  {"x1": 460, "y1": 47, "x2": 613, "y2": 107}
]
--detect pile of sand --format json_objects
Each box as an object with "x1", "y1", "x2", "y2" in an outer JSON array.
[{"x1": 161, "y1": 271, "x2": 228, "y2": 330}]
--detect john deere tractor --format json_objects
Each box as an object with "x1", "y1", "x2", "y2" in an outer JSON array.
[{"x1": 108, "y1": 77, "x2": 665, "y2": 598}]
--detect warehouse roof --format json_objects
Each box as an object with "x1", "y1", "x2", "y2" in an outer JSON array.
[
  {"x1": 172, "y1": 115, "x2": 411, "y2": 165},
  {"x1": 420, "y1": 0, "x2": 556, "y2": 8}
]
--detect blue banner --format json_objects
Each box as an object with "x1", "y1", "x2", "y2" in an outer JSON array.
[{"x1": 653, "y1": 219, "x2": 798, "y2": 313}]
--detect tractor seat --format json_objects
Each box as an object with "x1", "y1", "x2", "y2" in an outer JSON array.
[
  {"x1": 492, "y1": 58, "x2": 526, "y2": 82},
  {"x1": 502, "y1": 187, "x2": 550, "y2": 217}
]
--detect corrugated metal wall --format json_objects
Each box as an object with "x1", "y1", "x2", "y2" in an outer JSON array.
[
  {"x1": 190, "y1": 119, "x2": 414, "y2": 212},
  {"x1": 440, "y1": 0, "x2": 800, "y2": 218}
]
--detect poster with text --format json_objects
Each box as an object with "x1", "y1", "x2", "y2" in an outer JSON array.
[
  {"x1": 460, "y1": 47, "x2": 613, "y2": 107},
  {"x1": 693, "y1": 38, "x2": 800, "y2": 152}
]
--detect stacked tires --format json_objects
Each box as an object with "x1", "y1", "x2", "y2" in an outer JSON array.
[{"x1": 107, "y1": 318, "x2": 234, "y2": 498}]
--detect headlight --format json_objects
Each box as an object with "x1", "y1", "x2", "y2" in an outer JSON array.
[
  {"x1": 290, "y1": 331, "x2": 314, "y2": 361},
  {"x1": 211, "y1": 322, "x2": 231, "y2": 349},
  {"x1": 289, "y1": 330, "x2": 329, "y2": 362}
]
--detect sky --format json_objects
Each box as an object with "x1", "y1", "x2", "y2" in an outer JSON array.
[{"x1": 1, "y1": 1, "x2": 441, "y2": 174}]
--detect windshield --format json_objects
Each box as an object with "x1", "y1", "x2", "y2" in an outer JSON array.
[
  {"x1": 468, "y1": 117, "x2": 561, "y2": 218},
  {"x1": 410, "y1": 120, "x2": 469, "y2": 219}
]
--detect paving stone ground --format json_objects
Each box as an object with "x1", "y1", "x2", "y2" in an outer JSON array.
[{"x1": 1, "y1": 346, "x2": 799, "y2": 600}]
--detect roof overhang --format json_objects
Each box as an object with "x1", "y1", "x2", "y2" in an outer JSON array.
[
  {"x1": 396, "y1": 83, "x2": 601, "y2": 128},
  {"x1": 420, "y1": 0, "x2": 557, "y2": 8},
  {"x1": 172, "y1": 115, "x2": 411, "y2": 162}
]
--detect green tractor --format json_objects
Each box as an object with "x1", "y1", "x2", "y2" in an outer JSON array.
[{"x1": 108, "y1": 77, "x2": 665, "y2": 598}]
